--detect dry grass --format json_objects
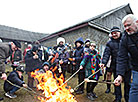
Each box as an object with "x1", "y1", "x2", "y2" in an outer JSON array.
[{"x1": 0, "y1": 65, "x2": 126, "y2": 102}]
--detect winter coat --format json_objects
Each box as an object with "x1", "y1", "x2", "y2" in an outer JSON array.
[
  {"x1": 38, "y1": 46, "x2": 49, "y2": 62},
  {"x1": 117, "y1": 31, "x2": 138, "y2": 76},
  {"x1": 25, "y1": 50, "x2": 42, "y2": 72},
  {"x1": 0, "y1": 43, "x2": 13, "y2": 73},
  {"x1": 11, "y1": 49, "x2": 22, "y2": 63},
  {"x1": 102, "y1": 36, "x2": 121, "y2": 71},
  {"x1": 73, "y1": 46, "x2": 84, "y2": 72},
  {"x1": 80, "y1": 49, "x2": 101, "y2": 80},
  {"x1": 58, "y1": 51, "x2": 69, "y2": 70},
  {"x1": 4, "y1": 71, "x2": 25, "y2": 92},
  {"x1": 73, "y1": 37, "x2": 84, "y2": 70}
]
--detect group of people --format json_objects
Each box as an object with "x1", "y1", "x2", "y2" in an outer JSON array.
[{"x1": 0, "y1": 14, "x2": 138, "y2": 102}]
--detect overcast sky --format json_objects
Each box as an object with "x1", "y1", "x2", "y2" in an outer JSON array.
[{"x1": 0, "y1": 0, "x2": 137, "y2": 34}]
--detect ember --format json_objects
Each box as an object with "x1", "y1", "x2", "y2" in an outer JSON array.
[{"x1": 31, "y1": 70, "x2": 77, "y2": 102}]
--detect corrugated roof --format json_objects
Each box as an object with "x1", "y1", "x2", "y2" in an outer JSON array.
[
  {"x1": 39, "y1": 3, "x2": 133, "y2": 42},
  {"x1": 0, "y1": 25, "x2": 49, "y2": 42}
]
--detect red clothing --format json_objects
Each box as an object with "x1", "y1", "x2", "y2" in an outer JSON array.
[{"x1": 23, "y1": 47, "x2": 31, "y2": 62}]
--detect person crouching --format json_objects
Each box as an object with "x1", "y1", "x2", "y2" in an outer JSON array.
[
  {"x1": 39, "y1": 62, "x2": 50, "y2": 73},
  {"x1": 4, "y1": 65, "x2": 27, "y2": 98}
]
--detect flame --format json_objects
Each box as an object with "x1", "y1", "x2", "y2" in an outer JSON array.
[{"x1": 31, "y1": 70, "x2": 77, "y2": 102}]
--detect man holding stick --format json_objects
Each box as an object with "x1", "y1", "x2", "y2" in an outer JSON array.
[{"x1": 114, "y1": 14, "x2": 138, "y2": 102}]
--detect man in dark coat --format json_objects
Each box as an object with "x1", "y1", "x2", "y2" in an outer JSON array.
[
  {"x1": 72, "y1": 37, "x2": 84, "y2": 94},
  {"x1": 0, "y1": 40, "x2": 21, "y2": 101},
  {"x1": 11, "y1": 47, "x2": 22, "y2": 70},
  {"x1": 114, "y1": 14, "x2": 138, "y2": 102},
  {"x1": 25, "y1": 45, "x2": 42, "y2": 88},
  {"x1": 4, "y1": 65, "x2": 27, "y2": 98},
  {"x1": 101, "y1": 26, "x2": 131, "y2": 102}
]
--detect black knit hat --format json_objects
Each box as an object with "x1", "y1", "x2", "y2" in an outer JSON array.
[
  {"x1": 110, "y1": 26, "x2": 121, "y2": 33},
  {"x1": 16, "y1": 65, "x2": 24, "y2": 73},
  {"x1": 32, "y1": 45, "x2": 39, "y2": 52},
  {"x1": 13, "y1": 40, "x2": 21, "y2": 48}
]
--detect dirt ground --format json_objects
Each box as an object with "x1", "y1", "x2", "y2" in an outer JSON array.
[{"x1": 0, "y1": 65, "x2": 126, "y2": 102}]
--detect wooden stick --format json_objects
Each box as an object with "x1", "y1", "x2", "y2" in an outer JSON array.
[
  {"x1": 73, "y1": 68, "x2": 101, "y2": 91},
  {"x1": 85, "y1": 79, "x2": 115, "y2": 84},
  {"x1": 61, "y1": 68, "x2": 80, "y2": 86}
]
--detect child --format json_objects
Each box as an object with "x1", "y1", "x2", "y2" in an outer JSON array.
[
  {"x1": 4, "y1": 65, "x2": 27, "y2": 98},
  {"x1": 80, "y1": 42, "x2": 101, "y2": 101}
]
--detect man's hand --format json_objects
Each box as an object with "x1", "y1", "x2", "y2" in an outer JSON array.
[
  {"x1": 99, "y1": 63, "x2": 105, "y2": 69},
  {"x1": 99, "y1": 63, "x2": 105, "y2": 74},
  {"x1": 23, "y1": 84, "x2": 28, "y2": 88},
  {"x1": 84, "y1": 78, "x2": 90, "y2": 82},
  {"x1": 79, "y1": 65, "x2": 83, "y2": 69},
  {"x1": 72, "y1": 58, "x2": 75, "y2": 61},
  {"x1": 1, "y1": 73, "x2": 7, "y2": 80},
  {"x1": 58, "y1": 67, "x2": 62, "y2": 73},
  {"x1": 33, "y1": 55, "x2": 38, "y2": 59},
  {"x1": 114, "y1": 75, "x2": 123, "y2": 86},
  {"x1": 59, "y1": 60, "x2": 63, "y2": 64},
  {"x1": 72, "y1": 62, "x2": 76, "y2": 65}
]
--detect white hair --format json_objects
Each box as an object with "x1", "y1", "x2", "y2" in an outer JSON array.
[
  {"x1": 122, "y1": 14, "x2": 137, "y2": 24},
  {"x1": 0, "y1": 39, "x2": 2, "y2": 42}
]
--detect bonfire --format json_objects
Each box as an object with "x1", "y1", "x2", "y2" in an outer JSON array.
[{"x1": 31, "y1": 70, "x2": 77, "y2": 102}]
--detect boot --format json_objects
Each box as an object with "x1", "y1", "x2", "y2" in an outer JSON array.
[
  {"x1": 113, "y1": 99, "x2": 121, "y2": 102},
  {"x1": 0, "y1": 97, "x2": 3, "y2": 101},
  {"x1": 75, "y1": 88, "x2": 84, "y2": 94},
  {"x1": 87, "y1": 93, "x2": 94, "y2": 101},
  {"x1": 91, "y1": 92, "x2": 98, "y2": 98},
  {"x1": 105, "y1": 80, "x2": 111, "y2": 93}
]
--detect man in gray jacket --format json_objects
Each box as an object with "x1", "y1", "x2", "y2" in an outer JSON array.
[{"x1": 0, "y1": 40, "x2": 21, "y2": 101}]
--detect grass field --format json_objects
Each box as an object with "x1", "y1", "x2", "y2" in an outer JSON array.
[{"x1": 0, "y1": 65, "x2": 126, "y2": 102}]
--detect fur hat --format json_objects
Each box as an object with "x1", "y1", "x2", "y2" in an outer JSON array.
[
  {"x1": 57, "y1": 37, "x2": 65, "y2": 45},
  {"x1": 90, "y1": 42, "x2": 96, "y2": 47}
]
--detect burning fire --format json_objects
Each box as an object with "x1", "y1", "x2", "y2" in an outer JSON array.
[{"x1": 31, "y1": 70, "x2": 77, "y2": 102}]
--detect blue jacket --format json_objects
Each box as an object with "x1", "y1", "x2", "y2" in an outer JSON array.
[
  {"x1": 117, "y1": 31, "x2": 138, "y2": 76},
  {"x1": 75, "y1": 37, "x2": 84, "y2": 45}
]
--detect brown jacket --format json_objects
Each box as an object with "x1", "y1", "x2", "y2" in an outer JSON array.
[{"x1": 0, "y1": 43, "x2": 12, "y2": 73}]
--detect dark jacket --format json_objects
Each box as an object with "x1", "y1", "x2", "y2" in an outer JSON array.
[
  {"x1": 25, "y1": 50, "x2": 42, "y2": 72},
  {"x1": 0, "y1": 43, "x2": 12, "y2": 73},
  {"x1": 75, "y1": 37, "x2": 84, "y2": 45},
  {"x1": 4, "y1": 71, "x2": 25, "y2": 92},
  {"x1": 102, "y1": 36, "x2": 121, "y2": 71},
  {"x1": 58, "y1": 50, "x2": 69, "y2": 69},
  {"x1": 11, "y1": 49, "x2": 22, "y2": 63},
  {"x1": 38, "y1": 46, "x2": 49, "y2": 62},
  {"x1": 74, "y1": 37, "x2": 84, "y2": 72},
  {"x1": 117, "y1": 31, "x2": 138, "y2": 76}
]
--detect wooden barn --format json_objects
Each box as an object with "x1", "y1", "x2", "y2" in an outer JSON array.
[
  {"x1": 0, "y1": 24, "x2": 48, "y2": 50},
  {"x1": 39, "y1": 4, "x2": 133, "y2": 55}
]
